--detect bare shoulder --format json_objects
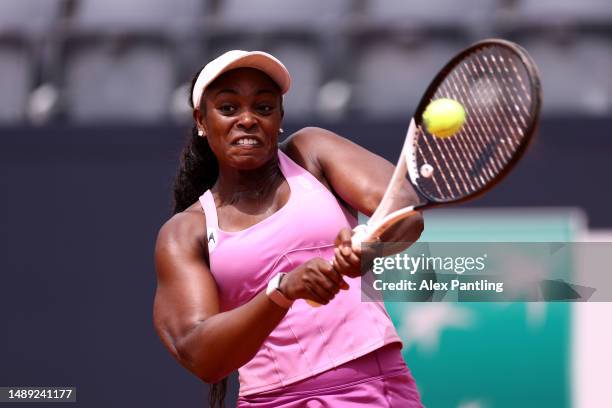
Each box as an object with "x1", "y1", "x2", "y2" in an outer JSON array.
[
  {"x1": 282, "y1": 126, "x2": 346, "y2": 154},
  {"x1": 280, "y1": 127, "x2": 350, "y2": 177},
  {"x1": 155, "y1": 204, "x2": 208, "y2": 259}
]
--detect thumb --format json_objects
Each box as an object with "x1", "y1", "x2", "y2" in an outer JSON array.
[{"x1": 332, "y1": 258, "x2": 351, "y2": 290}]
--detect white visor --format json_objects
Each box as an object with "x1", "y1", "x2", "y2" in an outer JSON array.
[{"x1": 191, "y1": 50, "x2": 291, "y2": 109}]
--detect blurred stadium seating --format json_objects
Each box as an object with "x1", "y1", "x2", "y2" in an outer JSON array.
[
  {"x1": 508, "y1": 31, "x2": 612, "y2": 115},
  {"x1": 510, "y1": 0, "x2": 612, "y2": 25},
  {"x1": 0, "y1": 0, "x2": 610, "y2": 124},
  {"x1": 348, "y1": 32, "x2": 467, "y2": 117},
  {"x1": 357, "y1": 0, "x2": 498, "y2": 32},
  {"x1": 0, "y1": 0, "x2": 63, "y2": 122},
  {"x1": 49, "y1": 0, "x2": 206, "y2": 123}
]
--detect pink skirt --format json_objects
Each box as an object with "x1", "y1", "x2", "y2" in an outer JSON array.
[{"x1": 237, "y1": 344, "x2": 423, "y2": 407}]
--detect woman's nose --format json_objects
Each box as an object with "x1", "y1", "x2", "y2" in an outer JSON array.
[{"x1": 237, "y1": 110, "x2": 256, "y2": 130}]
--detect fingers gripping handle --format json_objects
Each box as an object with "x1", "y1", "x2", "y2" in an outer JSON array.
[
  {"x1": 305, "y1": 224, "x2": 370, "y2": 307},
  {"x1": 306, "y1": 206, "x2": 419, "y2": 307}
]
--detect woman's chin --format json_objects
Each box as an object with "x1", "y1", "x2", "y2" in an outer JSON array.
[{"x1": 229, "y1": 152, "x2": 273, "y2": 170}]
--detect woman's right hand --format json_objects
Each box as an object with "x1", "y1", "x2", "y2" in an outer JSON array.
[{"x1": 280, "y1": 258, "x2": 349, "y2": 305}]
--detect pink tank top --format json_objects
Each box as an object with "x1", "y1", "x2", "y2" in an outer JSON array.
[{"x1": 199, "y1": 149, "x2": 402, "y2": 396}]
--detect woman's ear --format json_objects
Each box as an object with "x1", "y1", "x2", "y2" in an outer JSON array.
[{"x1": 193, "y1": 108, "x2": 207, "y2": 137}]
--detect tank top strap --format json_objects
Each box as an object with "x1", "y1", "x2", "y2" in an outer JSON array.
[
  {"x1": 277, "y1": 149, "x2": 302, "y2": 177},
  {"x1": 277, "y1": 148, "x2": 321, "y2": 193},
  {"x1": 198, "y1": 190, "x2": 220, "y2": 252}
]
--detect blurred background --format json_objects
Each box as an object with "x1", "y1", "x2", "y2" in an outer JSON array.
[{"x1": 0, "y1": 0, "x2": 611, "y2": 407}]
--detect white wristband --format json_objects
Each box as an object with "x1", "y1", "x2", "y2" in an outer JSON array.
[{"x1": 266, "y1": 273, "x2": 293, "y2": 309}]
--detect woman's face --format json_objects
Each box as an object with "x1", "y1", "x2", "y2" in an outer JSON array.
[{"x1": 197, "y1": 68, "x2": 283, "y2": 170}]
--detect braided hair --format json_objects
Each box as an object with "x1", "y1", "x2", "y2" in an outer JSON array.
[{"x1": 172, "y1": 68, "x2": 219, "y2": 215}]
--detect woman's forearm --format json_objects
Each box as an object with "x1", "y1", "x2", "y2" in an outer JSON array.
[{"x1": 175, "y1": 289, "x2": 288, "y2": 383}]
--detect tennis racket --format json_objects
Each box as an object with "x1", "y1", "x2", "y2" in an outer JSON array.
[
  {"x1": 352, "y1": 38, "x2": 541, "y2": 245},
  {"x1": 308, "y1": 39, "x2": 542, "y2": 307}
]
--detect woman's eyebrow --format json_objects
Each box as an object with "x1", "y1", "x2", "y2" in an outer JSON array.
[
  {"x1": 214, "y1": 89, "x2": 238, "y2": 96},
  {"x1": 256, "y1": 89, "x2": 276, "y2": 95}
]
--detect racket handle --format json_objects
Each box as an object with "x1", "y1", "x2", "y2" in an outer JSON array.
[{"x1": 350, "y1": 224, "x2": 370, "y2": 249}]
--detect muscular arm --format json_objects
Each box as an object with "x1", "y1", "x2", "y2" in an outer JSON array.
[
  {"x1": 284, "y1": 127, "x2": 424, "y2": 245},
  {"x1": 153, "y1": 212, "x2": 289, "y2": 383}
]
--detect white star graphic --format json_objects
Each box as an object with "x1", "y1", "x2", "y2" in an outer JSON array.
[
  {"x1": 457, "y1": 399, "x2": 486, "y2": 408},
  {"x1": 399, "y1": 303, "x2": 476, "y2": 353}
]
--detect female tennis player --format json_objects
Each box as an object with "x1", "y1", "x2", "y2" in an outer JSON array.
[{"x1": 153, "y1": 50, "x2": 424, "y2": 407}]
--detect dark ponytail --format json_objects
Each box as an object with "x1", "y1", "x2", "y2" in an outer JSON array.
[
  {"x1": 172, "y1": 69, "x2": 219, "y2": 215},
  {"x1": 172, "y1": 126, "x2": 218, "y2": 214},
  {"x1": 208, "y1": 378, "x2": 227, "y2": 408},
  {"x1": 172, "y1": 69, "x2": 228, "y2": 407}
]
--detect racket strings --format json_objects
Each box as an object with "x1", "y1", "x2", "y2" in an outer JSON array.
[
  {"x1": 445, "y1": 74, "x2": 492, "y2": 186},
  {"x1": 463, "y1": 57, "x2": 516, "y2": 164},
  {"x1": 419, "y1": 62, "x2": 500, "y2": 198},
  {"x1": 415, "y1": 44, "x2": 535, "y2": 202},
  {"x1": 487, "y1": 48, "x2": 533, "y2": 134},
  {"x1": 425, "y1": 81, "x2": 480, "y2": 196},
  {"x1": 435, "y1": 128, "x2": 478, "y2": 193},
  {"x1": 447, "y1": 63, "x2": 503, "y2": 180},
  {"x1": 422, "y1": 55, "x2": 509, "y2": 197},
  {"x1": 482, "y1": 51, "x2": 530, "y2": 135},
  {"x1": 418, "y1": 127, "x2": 457, "y2": 197},
  {"x1": 484, "y1": 50, "x2": 534, "y2": 157},
  {"x1": 463, "y1": 52, "x2": 517, "y2": 164},
  {"x1": 419, "y1": 67, "x2": 482, "y2": 198},
  {"x1": 504, "y1": 53, "x2": 533, "y2": 106}
]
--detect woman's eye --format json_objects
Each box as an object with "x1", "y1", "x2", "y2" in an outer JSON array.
[
  {"x1": 219, "y1": 105, "x2": 236, "y2": 114},
  {"x1": 257, "y1": 105, "x2": 273, "y2": 114}
]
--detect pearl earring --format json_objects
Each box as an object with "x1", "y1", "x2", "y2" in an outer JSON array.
[
  {"x1": 198, "y1": 129, "x2": 204, "y2": 136},
  {"x1": 279, "y1": 128, "x2": 284, "y2": 134}
]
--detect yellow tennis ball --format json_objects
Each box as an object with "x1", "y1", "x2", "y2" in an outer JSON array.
[{"x1": 422, "y1": 98, "x2": 466, "y2": 138}]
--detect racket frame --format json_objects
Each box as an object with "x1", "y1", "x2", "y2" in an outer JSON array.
[
  {"x1": 353, "y1": 39, "x2": 542, "y2": 245},
  {"x1": 411, "y1": 38, "x2": 542, "y2": 207}
]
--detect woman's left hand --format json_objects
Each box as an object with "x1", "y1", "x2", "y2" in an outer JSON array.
[{"x1": 332, "y1": 228, "x2": 363, "y2": 279}]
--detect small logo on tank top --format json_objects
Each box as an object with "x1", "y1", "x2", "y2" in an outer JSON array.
[
  {"x1": 207, "y1": 228, "x2": 218, "y2": 252},
  {"x1": 296, "y1": 175, "x2": 313, "y2": 190}
]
